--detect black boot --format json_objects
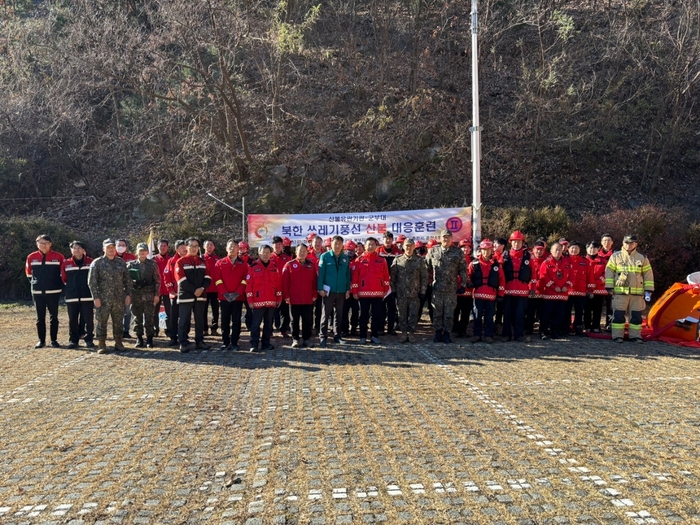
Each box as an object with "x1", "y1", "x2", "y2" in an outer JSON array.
[
  {"x1": 443, "y1": 331, "x2": 452, "y2": 344},
  {"x1": 135, "y1": 336, "x2": 145, "y2": 348},
  {"x1": 433, "y1": 330, "x2": 443, "y2": 343},
  {"x1": 146, "y1": 336, "x2": 154, "y2": 348}
]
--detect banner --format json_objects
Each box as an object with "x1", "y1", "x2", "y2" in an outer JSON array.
[{"x1": 248, "y1": 207, "x2": 472, "y2": 246}]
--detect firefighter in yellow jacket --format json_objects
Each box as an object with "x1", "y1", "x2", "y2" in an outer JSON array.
[{"x1": 604, "y1": 234, "x2": 654, "y2": 343}]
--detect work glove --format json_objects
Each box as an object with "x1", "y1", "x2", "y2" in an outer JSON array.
[
  {"x1": 644, "y1": 291, "x2": 652, "y2": 302},
  {"x1": 615, "y1": 274, "x2": 627, "y2": 287},
  {"x1": 224, "y1": 292, "x2": 235, "y2": 302},
  {"x1": 456, "y1": 286, "x2": 466, "y2": 295}
]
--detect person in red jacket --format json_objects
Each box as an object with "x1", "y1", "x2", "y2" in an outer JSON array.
[
  {"x1": 452, "y1": 239, "x2": 474, "y2": 338},
  {"x1": 283, "y1": 242, "x2": 317, "y2": 348},
  {"x1": 566, "y1": 242, "x2": 589, "y2": 335},
  {"x1": 26, "y1": 234, "x2": 65, "y2": 348},
  {"x1": 351, "y1": 237, "x2": 390, "y2": 344},
  {"x1": 598, "y1": 233, "x2": 615, "y2": 330},
  {"x1": 271, "y1": 236, "x2": 293, "y2": 337},
  {"x1": 152, "y1": 239, "x2": 171, "y2": 337},
  {"x1": 213, "y1": 239, "x2": 248, "y2": 351},
  {"x1": 525, "y1": 239, "x2": 547, "y2": 336},
  {"x1": 467, "y1": 239, "x2": 505, "y2": 343},
  {"x1": 61, "y1": 241, "x2": 94, "y2": 349},
  {"x1": 246, "y1": 245, "x2": 282, "y2": 352},
  {"x1": 584, "y1": 240, "x2": 607, "y2": 332},
  {"x1": 307, "y1": 234, "x2": 326, "y2": 335},
  {"x1": 537, "y1": 242, "x2": 572, "y2": 340},
  {"x1": 202, "y1": 240, "x2": 221, "y2": 336},
  {"x1": 502, "y1": 231, "x2": 533, "y2": 342},
  {"x1": 163, "y1": 240, "x2": 187, "y2": 346}
]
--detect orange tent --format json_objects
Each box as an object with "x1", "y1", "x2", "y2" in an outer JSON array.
[{"x1": 645, "y1": 274, "x2": 700, "y2": 345}]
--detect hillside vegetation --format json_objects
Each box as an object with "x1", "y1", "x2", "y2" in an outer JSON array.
[{"x1": 1, "y1": 0, "x2": 699, "y2": 236}]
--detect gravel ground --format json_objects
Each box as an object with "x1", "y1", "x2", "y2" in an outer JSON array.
[{"x1": 0, "y1": 305, "x2": 698, "y2": 524}]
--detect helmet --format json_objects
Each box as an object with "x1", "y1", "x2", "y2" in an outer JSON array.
[
  {"x1": 458, "y1": 239, "x2": 472, "y2": 248},
  {"x1": 426, "y1": 239, "x2": 438, "y2": 249},
  {"x1": 479, "y1": 239, "x2": 494, "y2": 250},
  {"x1": 397, "y1": 234, "x2": 407, "y2": 243},
  {"x1": 238, "y1": 241, "x2": 249, "y2": 252},
  {"x1": 307, "y1": 232, "x2": 317, "y2": 242},
  {"x1": 509, "y1": 230, "x2": 525, "y2": 242},
  {"x1": 414, "y1": 240, "x2": 424, "y2": 248},
  {"x1": 324, "y1": 237, "x2": 332, "y2": 247},
  {"x1": 282, "y1": 236, "x2": 292, "y2": 247},
  {"x1": 345, "y1": 240, "x2": 357, "y2": 251}
]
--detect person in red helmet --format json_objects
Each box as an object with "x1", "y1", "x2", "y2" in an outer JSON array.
[
  {"x1": 566, "y1": 241, "x2": 589, "y2": 335},
  {"x1": 238, "y1": 241, "x2": 250, "y2": 264},
  {"x1": 537, "y1": 242, "x2": 572, "y2": 340},
  {"x1": 324, "y1": 237, "x2": 332, "y2": 251},
  {"x1": 467, "y1": 239, "x2": 504, "y2": 343},
  {"x1": 501, "y1": 231, "x2": 532, "y2": 342},
  {"x1": 271, "y1": 236, "x2": 293, "y2": 337},
  {"x1": 341, "y1": 240, "x2": 360, "y2": 336},
  {"x1": 396, "y1": 234, "x2": 407, "y2": 253},
  {"x1": 452, "y1": 239, "x2": 474, "y2": 338}
]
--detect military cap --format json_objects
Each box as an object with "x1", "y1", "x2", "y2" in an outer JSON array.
[
  {"x1": 103, "y1": 238, "x2": 116, "y2": 247},
  {"x1": 403, "y1": 237, "x2": 416, "y2": 245},
  {"x1": 623, "y1": 234, "x2": 638, "y2": 243},
  {"x1": 136, "y1": 242, "x2": 149, "y2": 251},
  {"x1": 439, "y1": 229, "x2": 453, "y2": 237}
]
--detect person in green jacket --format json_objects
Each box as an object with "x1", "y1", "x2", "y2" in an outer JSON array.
[{"x1": 317, "y1": 235, "x2": 351, "y2": 347}]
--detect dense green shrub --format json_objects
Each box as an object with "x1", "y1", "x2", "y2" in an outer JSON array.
[{"x1": 483, "y1": 206, "x2": 571, "y2": 244}]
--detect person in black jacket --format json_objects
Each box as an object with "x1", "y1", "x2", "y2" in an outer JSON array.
[
  {"x1": 25, "y1": 234, "x2": 65, "y2": 348},
  {"x1": 61, "y1": 241, "x2": 95, "y2": 349},
  {"x1": 174, "y1": 237, "x2": 211, "y2": 352}
]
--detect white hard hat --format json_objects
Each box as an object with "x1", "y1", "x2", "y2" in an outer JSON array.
[{"x1": 687, "y1": 272, "x2": 700, "y2": 285}]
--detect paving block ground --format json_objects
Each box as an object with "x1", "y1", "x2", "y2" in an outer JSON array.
[{"x1": 1, "y1": 305, "x2": 699, "y2": 524}]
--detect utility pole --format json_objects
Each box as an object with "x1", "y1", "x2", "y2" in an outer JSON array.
[{"x1": 470, "y1": 0, "x2": 482, "y2": 248}]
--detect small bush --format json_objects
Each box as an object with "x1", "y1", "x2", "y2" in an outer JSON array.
[{"x1": 483, "y1": 206, "x2": 570, "y2": 243}]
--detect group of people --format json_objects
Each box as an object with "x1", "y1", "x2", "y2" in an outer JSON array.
[{"x1": 25, "y1": 228, "x2": 654, "y2": 353}]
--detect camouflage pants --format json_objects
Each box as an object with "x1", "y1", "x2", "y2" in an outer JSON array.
[
  {"x1": 95, "y1": 298, "x2": 126, "y2": 340},
  {"x1": 431, "y1": 291, "x2": 457, "y2": 332},
  {"x1": 131, "y1": 293, "x2": 156, "y2": 337},
  {"x1": 396, "y1": 297, "x2": 420, "y2": 333}
]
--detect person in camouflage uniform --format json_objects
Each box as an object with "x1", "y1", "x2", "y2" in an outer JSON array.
[
  {"x1": 426, "y1": 229, "x2": 468, "y2": 344},
  {"x1": 390, "y1": 238, "x2": 429, "y2": 343},
  {"x1": 127, "y1": 243, "x2": 161, "y2": 348},
  {"x1": 88, "y1": 238, "x2": 133, "y2": 354}
]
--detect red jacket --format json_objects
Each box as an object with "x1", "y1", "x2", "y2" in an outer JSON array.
[
  {"x1": 503, "y1": 248, "x2": 532, "y2": 297},
  {"x1": 568, "y1": 255, "x2": 589, "y2": 296},
  {"x1": 26, "y1": 250, "x2": 65, "y2": 295},
  {"x1": 271, "y1": 251, "x2": 293, "y2": 270},
  {"x1": 154, "y1": 253, "x2": 171, "y2": 296},
  {"x1": 586, "y1": 255, "x2": 609, "y2": 295},
  {"x1": 597, "y1": 248, "x2": 613, "y2": 264},
  {"x1": 529, "y1": 253, "x2": 547, "y2": 296},
  {"x1": 213, "y1": 256, "x2": 248, "y2": 301},
  {"x1": 204, "y1": 252, "x2": 221, "y2": 293},
  {"x1": 467, "y1": 255, "x2": 505, "y2": 301},
  {"x1": 163, "y1": 253, "x2": 181, "y2": 296},
  {"x1": 246, "y1": 259, "x2": 282, "y2": 308},
  {"x1": 282, "y1": 258, "x2": 318, "y2": 305},
  {"x1": 537, "y1": 256, "x2": 572, "y2": 301},
  {"x1": 351, "y1": 252, "x2": 390, "y2": 298},
  {"x1": 118, "y1": 252, "x2": 137, "y2": 262}
]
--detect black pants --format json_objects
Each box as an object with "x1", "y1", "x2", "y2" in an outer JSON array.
[
  {"x1": 383, "y1": 292, "x2": 397, "y2": 332},
  {"x1": 567, "y1": 295, "x2": 586, "y2": 333},
  {"x1": 313, "y1": 295, "x2": 323, "y2": 334},
  {"x1": 220, "y1": 300, "x2": 243, "y2": 346},
  {"x1": 169, "y1": 296, "x2": 181, "y2": 341},
  {"x1": 179, "y1": 301, "x2": 205, "y2": 344},
  {"x1": 584, "y1": 295, "x2": 604, "y2": 331},
  {"x1": 452, "y1": 296, "x2": 473, "y2": 335},
  {"x1": 341, "y1": 296, "x2": 359, "y2": 334},
  {"x1": 525, "y1": 298, "x2": 542, "y2": 335},
  {"x1": 67, "y1": 300, "x2": 94, "y2": 344},
  {"x1": 34, "y1": 293, "x2": 60, "y2": 343},
  {"x1": 495, "y1": 297, "x2": 504, "y2": 326},
  {"x1": 206, "y1": 292, "x2": 219, "y2": 330},
  {"x1": 291, "y1": 304, "x2": 313, "y2": 341},
  {"x1": 540, "y1": 300, "x2": 567, "y2": 337},
  {"x1": 473, "y1": 299, "x2": 496, "y2": 337},
  {"x1": 251, "y1": 307, "x2": 275, "y2": 348},
  {"x1": 502, "y1": 296, "x2": 528, "y2": 339},
  {"x1": 275, "y1": 301, "x2": 291, "y2": 333},
  {"x1": 154, "y1": 294, "x2": 171, "y2": 335},
  {"x1": 359, "y1": 297, "x2": 384, "y2": 338},
  {"x1": 604, "y1": 294, "x2": 613, "y2": 328},
  {"x1": 322, "y1": 293, "x2": 345, "y2": 341}
]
